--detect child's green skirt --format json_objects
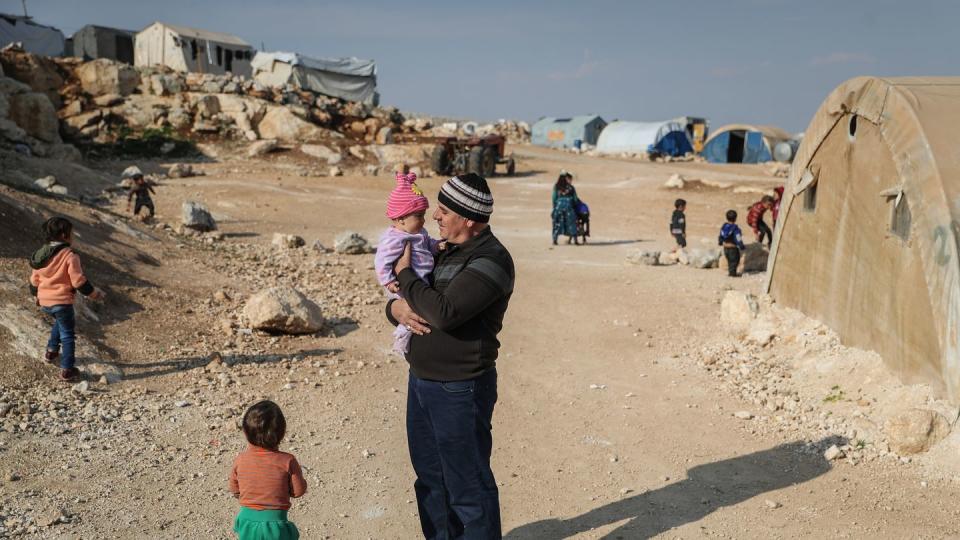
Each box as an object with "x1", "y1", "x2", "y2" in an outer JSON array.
[{"x1": 233, "y1": 507, "x2": 299, "y2": 540}]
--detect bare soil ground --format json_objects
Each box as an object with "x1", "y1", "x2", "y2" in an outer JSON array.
[{"x1": 2, "y1": 145, "x2": 960, "y2": 539}]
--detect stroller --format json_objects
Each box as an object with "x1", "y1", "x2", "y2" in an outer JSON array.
[{"x1": 575, "y1": 200, "x2": 590, "y2": 244}]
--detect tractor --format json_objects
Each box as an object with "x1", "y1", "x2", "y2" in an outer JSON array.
[{"x1": 429, "y1": 134, "x2": 516, "y2": 177}]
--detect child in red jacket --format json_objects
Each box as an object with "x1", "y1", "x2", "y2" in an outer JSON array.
[
  {"x1": 746, "y1": 195, "x2": 776, "y2": 247},
  {"x1": 29, "y1": 217, "x2": 105, "y2": 381}
]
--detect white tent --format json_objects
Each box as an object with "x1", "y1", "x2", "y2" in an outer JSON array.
[
  {"x1": 134, "y1": 22, "x2": 253, "y2": 77},
  {"x1": 0, "y1": 13, "x2": 64, "y2": 56},
  {"x1": 595, "y1": 119, "x2": 694, "y2": 156},
  {"x1": 251, "y1": 51, "x2": 377, "y2": 105}
]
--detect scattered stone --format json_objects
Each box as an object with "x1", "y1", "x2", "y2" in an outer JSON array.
[
  {"x1": 733, "y1": 410, "x2": 753, "y2": 420},
  {"x1": 664, "y1": 173, "x2": 685, "y2": 189},
  {"x1": 243, "y1": 286, "x2": 325, "y2": 334},
  {"x1": 764, "y1": 499, "x2": 781, "y2": 509},
  {"x1": 720, "y1": 291, "x2": 758, "y2": 328},
  {"x1": 272, "y1": 233, "x2": 305, "y2": 249},
  {"x1": 362, "y1": 449, "x2": 374, "y2": 458},
  {"x1": 48, "y1": 185, "x2": 69, "y2": 196},
  {"x1": 71, "y1": 381, "x2": 90, "y2": 394},
  {"x1": 824, "y1": 445, "x2": 844, "y2": 461},
  {"x1": 34, "y1": 175, "x2": 56, "y2": 189},
  {"x1": 329, "y1": 166, "x2": 344, "y2": 177},
  {"x1": 883, "y1": 409, "x2": 951, "y2": 455},
  {"x1": 174, "y1": 400, "x2": 191, "y2": 408},
  {"x1": 6, "y1": 471, "x2": 20, "y2": 482},
  {"x1": 334, "y1": 231, "x2": 373, "y2": 254},
  {"x1": 181, "y1": 201, "x2": 217, "y2": 231},
  {"x1": 168, "y1": 163, "x2": 197, "y2": 178}
]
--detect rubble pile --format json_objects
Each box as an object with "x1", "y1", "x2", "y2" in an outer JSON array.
[
  {"x1": 686, "y1": 291, "x2": 958, "y2": 467},
  {"x1": 400, "y1": 116, "x2": 531, "y2": 143}
]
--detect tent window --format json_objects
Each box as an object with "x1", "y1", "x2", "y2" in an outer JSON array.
[
  {"x1": 890, "y1": 194, "x2": 911, "y2": 241},
  {"x1": 848, "y1": 115, "x2": 857, "y2": 140},
  {"x1": 803, "y1": 182, "x2": 817, "y2": 212},
  {"x1": 216, "y1": 45, "x2": 223, "y2": 66},
  {"x1": 225, "y1": 49, "x2": 233, "y2": 72},
  {"x1": 191, "y1": 40, "x2": 198, "y2": 60}
]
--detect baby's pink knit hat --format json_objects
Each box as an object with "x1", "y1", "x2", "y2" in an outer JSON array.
[{"x1": 386, "y1": 172, "x2": 429, "y2": 219}]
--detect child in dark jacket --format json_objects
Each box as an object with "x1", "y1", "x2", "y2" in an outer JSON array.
[
  {"x1": 671, "y1": 198, "x2": 687, "y2": 250},
  {"x1": 29, "y1": 217, "x2": 105, "y2": 380},
  {"x1": 718, "y1": 210, "x2": 746, "y2": 277}
]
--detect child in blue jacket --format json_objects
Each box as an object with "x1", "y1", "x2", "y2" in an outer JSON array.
[{"x1": 718, "y1": 210, "x2": 745, "y2": 277}]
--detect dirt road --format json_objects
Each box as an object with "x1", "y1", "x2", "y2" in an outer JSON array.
[{"x1": 2, "y1": 146, "x2": 959, "y2": 538}]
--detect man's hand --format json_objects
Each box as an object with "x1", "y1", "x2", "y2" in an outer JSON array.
[
  {"x1": 394, "y1": 242, "x2": 412, "y2": 274},
  {"x1": 390, "y1": 299, "x2": 430, "y2": 335},
  {"x1": 386, "y1": 281, "x2": 400, "y2": 294},
  {"x1": 88, "y1": 288, "x2": 106, "y2": 301}
]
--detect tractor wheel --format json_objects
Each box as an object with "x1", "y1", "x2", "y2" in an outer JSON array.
[
  {"x1": 481, "y1": 146, "x2": 497, "y2": 177},
  {"x1": 430, "y1": 145, "x2": 450, "y2": 175},
  {"x1": 506, "y1": 157, "x2": 516, "y2": 176},
  {"x1": 467, "y1": 146, "x2": 485, "y2": 175}
]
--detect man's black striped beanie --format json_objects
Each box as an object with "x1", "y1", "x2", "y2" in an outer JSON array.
[{"x1": 437, "y1": 173, "x2": 493, "y2": 223}]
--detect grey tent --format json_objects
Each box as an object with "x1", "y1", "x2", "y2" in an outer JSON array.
[
  {"x1": 68, "y1": 25, "x2": 135, "y2": 64},
  {"x1": 0, "y1": 13, "x2": 64, "y2": 56},
  {"x1": 531, "y1": 115, "x2": 607, "y2": 148},
  {"x1": 251, "y1": 52, "x2": 377, "y2": 105}
]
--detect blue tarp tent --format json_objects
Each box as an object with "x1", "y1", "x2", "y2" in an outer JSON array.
[
  {"x1": 531, "y1": 115, "x2": 607, "y2": 148},
  {"x1": 595, "y1": 120, "x2": 694, "y2": 156},
  {"x1": 701, "y1": 124, "x2": 792, "y2": 163}
]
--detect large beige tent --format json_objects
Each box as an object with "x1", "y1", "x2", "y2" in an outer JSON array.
[
  {"x1": 134, "y1": 22, "x2": 253, "y2": 77},
  {"x1": 766, "y1": 76, "x2": 960, "y2": 399}
]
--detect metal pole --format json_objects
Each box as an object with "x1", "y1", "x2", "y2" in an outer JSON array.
[{"x1": 21, "y1": 0, "x2": 28, "y2": 17}]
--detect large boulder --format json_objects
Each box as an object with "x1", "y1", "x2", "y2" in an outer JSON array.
[
  {"x1": 257, "y1": 106, "x2": 341, "y2": 142},
  {"x1": 247, "y1": 139, "x2": 278, "y2": 158},
  {"x1": 76, "y1": 59, "x2": 139, "y2": 97},
  {"x1": 627, "y1": 249, "x2": 660, "y2": 266},
  {"x1": 720, "y1": 290, "x2": 758, "y2": 328},
  {"x1": 150, "y1": 74, "x2": 183, "y2": 96},
  {"x1": 884, "y1": 409, "x2": 951, "y2": 455},
  {"x1": 369, "y1": 144, "x2": 429, "y2": 167},
  {"x1": 7, "y1": 92, "x2": 60, "y2": 143},
  {"x1": 243, "y1": 286, "x2": 324, "y2": 334},
  {"x1": 742, "y1": 243, "x2": 770, "y2": 273},
  {"x1": 181, "y1": 201, "x2": 217, "y2": 231},
  {"x1": 686, "y1": 248, "x2": 720, "y2": 269},
  {"x1": 334, "y1": 231, "x2": 373, "y2": 254},
  {"x1": 0, "y1": 49, "x2": 63, "y2": 107},
  {"x1": 301, "y1": 144, "x2": 342, "y2": 165}
]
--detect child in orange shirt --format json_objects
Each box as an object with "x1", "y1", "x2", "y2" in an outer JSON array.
[
  {"x1": 229, "y1": 401, "x2": 307, "y2": 540},
  {"x1": 29, "y1": 217, "x2": 105, "y2": 381}
]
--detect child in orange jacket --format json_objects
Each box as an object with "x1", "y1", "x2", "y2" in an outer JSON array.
[{"x1": 29, "y1": 217, "x2": 105, "y2": 381}]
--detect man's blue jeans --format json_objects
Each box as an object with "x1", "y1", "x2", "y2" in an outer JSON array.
[
  {"x1": 41, "y1": 304, "x2": 76, "y2": 369},
  {"x1": 407, "y1": 368, "x2": 501, "y2": 539}
]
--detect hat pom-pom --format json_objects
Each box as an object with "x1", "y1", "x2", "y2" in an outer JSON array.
[{"x1": 395, "y1": 171, "x2": 417, "y2": 186}]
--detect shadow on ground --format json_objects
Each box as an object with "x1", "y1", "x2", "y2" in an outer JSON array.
[
  {"x1": 506, "y1": 437, "x2": 845, "y2": 539},
  {"x1": 101, "y1": 348, "x2": 343, "y2": 382}
]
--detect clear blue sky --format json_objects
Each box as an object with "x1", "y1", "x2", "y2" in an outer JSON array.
[{"x1": 7, "y1": 0, "x2": 957, "y2": 132}]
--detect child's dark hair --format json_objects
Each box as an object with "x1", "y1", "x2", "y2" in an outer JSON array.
[
  {"x1": 242, "y1": 400, "x2": 286, "y2": 450},
  {"x1": 42, "y1": 217, "x2": 73, "y2": 242},
  {"x1": 761, "y1": 195, "x2": 775, "y2": 204},
  {"x1": 674, "y1": 198, "x2": 686, "y2": 209},
  {"x1": 726, "y1": 210, "x2": 738, "y2": 222}
]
